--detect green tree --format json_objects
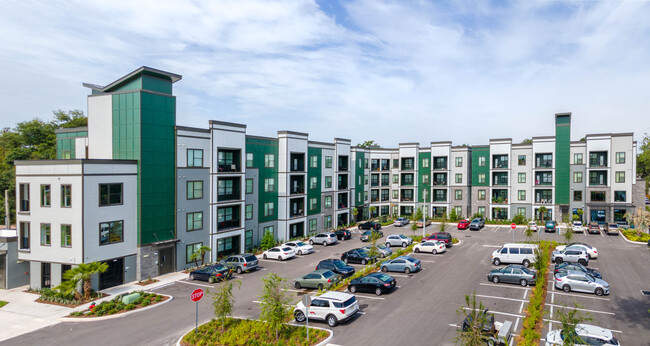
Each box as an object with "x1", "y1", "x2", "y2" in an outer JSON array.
[
  {"x1": 624, "y1": 207, "x2": 650, "y2": 236},
  {"x1": 413, "y1": 207, "x2": 423, "y2": 222},
  {"x1": 351, "y1": 207, "x2": 358, "y2": 222},
  {"x1": 410, "y1": 222, "x2": 418, "y2": 237},
  {"x1": 368, "y1": 206, "x2": 376, "y2": 220},
  {"x1": 439, "y1": 219, "x2": 447, "y2": 233},
  {"x1": 637, "y1": 133, "x2": 650, "y2": 194},
  {"x1": 538, "y1": 206, "x2": 548, "y2": 223},
  {"x1": 258, "y1": 273, "x2": 293, "y2": 341},
  {"x1": 56, "y1": 261, "x2": 108, "y2": 300},
  {"x1": 449, "y1": 208, "x2": 458, "y2": 222},
  {"x1": 366, "y1": 231, "x2": 381, "y2": 259},
  {"x1": 563, "y1": 226, "x2": 574, "y2": 244},
  {"x1": 211, "y1": 279, "x2": 241, "y2": 332},
  {"x1": 356, "y1": 140, "x2": 380, "y2": 148},
  {"x1": 189, "y1": 246, "x2": 211, "y2": 267},
  {"x1": 260, "y1": 230, "x2": 276, "y2": 250},
  {"x1": 555, "y1": 303, "x2": 593, "y2": 346},
  {"x1": 524, "y1": 227, "x2": 534, "y2": 241},
  {"x1": 454, "y1": 292, "x2": 493, "y2": 345}
]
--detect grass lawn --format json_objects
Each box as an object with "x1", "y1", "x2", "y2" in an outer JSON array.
[
  {"x1": 181, "y1": 318, "x2": 329, "y2": 346},
  {"x1": 0, "y1": 301, "x2": 8, "y2": 308}
]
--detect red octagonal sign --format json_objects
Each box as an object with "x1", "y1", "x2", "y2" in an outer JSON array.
[
  {"x1": 511, "y1": 223, "x2": 517, "y2": 230},
  {"x1": 190, "y1": 288, "x2": 204, "y2": 302}
]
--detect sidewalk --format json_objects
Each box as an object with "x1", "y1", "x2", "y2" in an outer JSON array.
[{"x1": 0, "y1": 271, "x2": 187, "y2": 342}]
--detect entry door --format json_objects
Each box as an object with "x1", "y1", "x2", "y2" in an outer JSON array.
[
  {"x1": 0, "y1": 255, "x2": 5, "y2": 290},
  {"x1": 41, "y1": 262, "x2": 51, "y2": 288},
  {"x1": 158, "y1": 247, "x2": 174, "y2": 276},
  {"x1": 99, "y1": 258, "x2": 124, "y2": 290}
]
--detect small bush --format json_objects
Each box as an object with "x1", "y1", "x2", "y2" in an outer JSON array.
[{"x1": 125, "y1": 304, "x2": 136, "y2": 310}]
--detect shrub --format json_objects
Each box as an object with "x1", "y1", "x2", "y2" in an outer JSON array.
[
  {"x1": 125, "y1": 303, "x2": 136, "y2": 310},
  {"x1": 260, "y1": 230, "x2": 276, "y2": 251},
  {"x1": 512, "y1": 213, "x2": 526, "y2": 225}
]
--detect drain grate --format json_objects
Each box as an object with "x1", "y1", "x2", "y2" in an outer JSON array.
[{"x1": 642, "y1": 290, "x2": 650, "y2": 296}]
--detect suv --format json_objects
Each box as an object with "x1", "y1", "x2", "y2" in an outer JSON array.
[
  {"x1": 310, "y1": 232, "x2": 338, "y2": 246},
  {"x1": 552, "y1": 248, "x2": 589, "y2": 265},
  {"x1": 545, "y1": 324, "x2": 619, "y2": 346},
  {"x1": 358, "y1": 221, "x2": 381, "y2": 230},
  {"x1": 604, "y1": 223, "x2": 620, "y2": 236},
  {"x1": 544, "y1": 220, "x2": 557, "y2": 233},
  {"x1": 422, "y1": 232, "x2": 452, "y2": 247},
  {"x1": 572, "y1": 221, "x2": 584, "y2": 233},
  {"x1": 394, "y1": 217, "x2": 410, "y2": 227},
  {"x1": 491, "y1": 243, "x2": 539, "y2": 267},
  {"x1": 385, "y1": 234, "x2": 412, "y2": 248},
  {"x1": 220, "y1": 253, "x2": 259, "y2": 274},
  {"x1": 293, "y1": 291, "x2": 359, "y2": 327},
  {"x1": 587, "y1": 222, "x2": 601, "y2": 234},
  {"x1": 360, "y1": 230, "x2": 383, "y2": 242},
  {"x1": 469, "y1": 218, "x2": 485, "y2": 230},
  {"x1": 316, "y1": 259, "x2": 355, "y2": 278},
  {"x1": 334, "y1": 229, "x2": 352, "y2": 240}
]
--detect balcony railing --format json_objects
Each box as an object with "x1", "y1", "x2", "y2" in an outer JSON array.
[
  {"x1": 217, "y1": 164, "x2": 240, "y2": 173},
  {"x1": 217, "y1": 219, "x2": 241, "y2": 231},
  {"x1": 535, "y1": 199, "x2": 553, "y2": 204},
  {"x1": 536, "y1": 160, "x2": 552, "y2": 168},
  {"x1": 534, "y1": 180, "x2": 552, "y2": 186},
  {"x1": 338, "y1": 203, "x2": 348, "y2": 209},
  {"x1": 432, "y1": 180, "x2": 447, "y2": 186},
  {"x1": 491, "y1": 197, "x2": 508, "y2": 204},
  {"x1": 400, "y1": 197, "x2": 414, "y2": 202},
  {"x1": 381, "y1": 196, "x2": 389, "y2": 202},
  {"x1": 370, "y1": 181, "x2": 379, "y2": 187},
  {"x1": 217, "y1": 192, "x2": 241, "y2": 202},
  {"x1": 371, "y1": 197, "x2": 380, "y2": 202},
  {"x1": 433, "y1": 197, "x2": 447, "y2": 202},
  {"x1": 381, "y1": 164, "x2": 389, "y2": 171},
  {"x1": 371, "y1": 165, "x2": 380, "y2": 171},
  {"x1": 290, "y1": 209, "x2": 304, "y2": 218},
  {"x1": 338, "y1": 183, "x2": 348, "y2": 190},
  {"x1": 290, "y1": 164, "x2": 305, "y2": 172},
  {"x1": 290, "y1": 185, "x2": 305, "y2": 195}
]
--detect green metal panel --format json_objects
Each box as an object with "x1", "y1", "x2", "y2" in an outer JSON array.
[
  {"x1": 555, "y1": 114, "x2": 571, "y2": 204},
  {"x1": 246, "y1": 138, "x2": 279, "y2": 223},
  {"x1": 307, "y1": 147, "x2": 322, "y2": 215},
  {"x1": 354, "y1": 152, "x2": 365, "y2": 206},
  {"x1": 142, "y1": 75, "x2": 173, "y2": 95},
  {"x1": 110, "y1": 76, "x2": 142, "y2": 93},
  {"x1": 56, "y1": 131, "x2": 88, "y2": 159},
  {"x1": 471, "y1": 147, "x2": 490, "y2": 186},
  {"x1": 418, "y1": 152, "x2": 431, "y2": 202}
]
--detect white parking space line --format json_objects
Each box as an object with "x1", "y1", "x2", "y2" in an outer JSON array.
[
  {"x1": 544, "y1": 319, "x2": 624, "y2": 334},
  {"x1": 350, "y1": 294, "x2": 386, "y2": 300},
  {"x1": 479, "y1": 283, "x2": 530, "y2": 291},
  {"x1": 283, "y1": 289, "x2": 307, "y2": 293},
  {"x1": 547, "y1": 304, "x2": 615, "y2": 316},
  {"x1": 463, "y1": 307, "x2": 523, "y2": 319},
  {"x1": 482, "y1": 245, "x2": 502, "y2": 248},
  {"x1": 390, "y1": 274, "x2": 413, "y2": 278},
  {"x1": 417, "y1": 260, "x2": 436, "y2": 263},
  {"x1": 258, "y1": 259, "x2": 289, "y2": 264},
  {"x1": 476, "y1": 294, "x2": 527, "y2": 303},
  {"x1": 493, "y1": 227, "x2": 500, "y2": 232},
  {"x1": 546, "y1": 290, "x2": 610, "y2": 301},
  {"x1": 177, "y1": 280, "x2": 212, "y2": 288},
  {"x1": 449, "y1": 323, "x2": 460, "y2": 328}
]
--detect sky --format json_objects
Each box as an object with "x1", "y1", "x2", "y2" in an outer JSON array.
[{"x1": 1, "y1": 0, "x2": 649, "y2": 147}]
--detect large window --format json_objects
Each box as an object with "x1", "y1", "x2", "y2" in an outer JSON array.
[
  {"x1": 310, "y1": 155, "x2": 318, "y2": 168},
  {"x1": 187, "y1": 149, "x2": 203, "y2": 167},
  {"x1": 614, "y1": 191, "x2": 626, "y2": 202},
  {"x1": 264, "y1": 178, "x2": 275, "y2": 192},
  {"x1": 324, "y1": 196, "x2": 332, "y2": 208},
  {"x1": 309, "y1": 177, "x2": 317, "y2": 189},
  {"x1": 518, "y1": 155, "x2": 526, "y2": 166},
  {"x1": 19, "y1": 183, "x2": 29, "y2": 212},
  {"x1": 40, "y1": 184, "x2": 51, "y2": 207},
  {"x1": 245, "y1": 230, "x2": 253, "y2": 251},
  {"x1": 245, "y1": 205, "x2": 253, "y2": 219},
  {"x1": 309, "y1": 219, "x2": 317, "y2": 233},
  {"x1": 187, "y1": 181, "x2": 203, "y2": 199},
  {"x1": 263, "y1": 226, "x2": 274, "y2": 236},
  {"x1": 99, "y1": 220, "x2": 123, "y2": 245},
  {"x1": 574, "y1": 153, "x2": 583, "y2": 164},
  {"x1": 478, "y1": 190, "x2": 486, "y2": 200},
  {"x1": 264, "y1": 202, "x2": 274, "y2": 216},
  {"x1": 61, "y1": 224, "x2": 71, "y2": 247},
  {"x1": 393, "y1": 175, "x2": 399, "y2": 184},
  {"x1": 19, "y1": 222, "x2": 30, "y2": 250},
  {"x1": 518, "y1": 173, "x2": 526, "y2": 183},
  {"x1": 455, "y1": 174, "x2": 462, "y2": 184},
  {"x1": 325, "y1": 215, "x2": 332, "y2": 229},
  {"x1": 61, "y1": 185, "x2": 72, "y2": 208},
  {"x1": 573, "y1": 190, "x2": 583, "y2": 201},
  {"x1": 40, "y1": 223, "x2": 51, "y2": 246},
  {"x1": 573, "y1": 172, "x2": 583, "y2": 183},
  {"x1": 186, "y1": 242, "x2": 202, "y2": 264},
  {"x1": 392, "y1": 190, "x2": 398, "y2": 199},
  {"x1": 309, "y1": 198, "x2": 317, "y2": 210},
  {"x1": 477, "y1": 206, "x2": 486, "y2": 217},
  {"x1": 246, "y1": 179, "x2": 254, "y2": 194},
  {"x1": 518, "y1": 190, "x2": 526, "y2": 201},
  {"x1": 264, "y1": 154, "x2": 275, "y2": 168},
  {"x1": 187, "y1": 212, "x2": 203, "y2": 231},
  {"x1": 478, "y1": 156, "x2": 486, "y2": 167},
  {"x1": 616, "y1": 152, "x2": 625, "y2": 164},
  {"x1": 590, "y1": 191, "x2": 606, "y2": 202},
  {"x1": 421, "y1": 158, "x2": 429, "y2": 168},
  {"x1": 100, "y1": 183, "x2": 123, "y2": 206},
  {"x1": 246, "y1": 153, "x2": 254, "y2": 167},
  {"x1": 217, "y1": 179, "x2": 234, "y2": 196},
  {"x1": 455, "y1": 190, "x2": 462, "y2": 200},
  {"x1": 455, "y1": 157, "x2": 463, "y2": 167},
  {"x1": 478, "y1": 173, "x2": 486, "y2": 184},
  {"x1": 615, "y1": 171, "x2": 625, "y2": 183},
  {"x1": 325, "y1": 156, "x2": 332, "y2": 168},
  {"x1": 325, "y1": 176, "x2": 332, "y2": 188},
  {"x1": 422, "y1": 175, "x2": 429, "y2": 184}
]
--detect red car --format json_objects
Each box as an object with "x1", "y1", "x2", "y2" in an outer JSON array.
[
  {"x1": 457, "y1": 220, "x2": 470, "y2": 230},
  {"x1": 421, "y1": 232, "x2": 452, "y2": 247}
]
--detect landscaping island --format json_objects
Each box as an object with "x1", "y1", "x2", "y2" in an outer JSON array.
[{"x1": 68, "y1": 291, "x2": 169, "y2": 318}]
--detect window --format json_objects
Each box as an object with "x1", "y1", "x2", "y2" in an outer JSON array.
[
  {"x1": 455, "y1": 157, "x2": 463, "y2": 167},
  {"x1": 517, "y1": 207, "x2": 526, "y2": 216},
  {"x1": 40, "y1": 184, "x2": 51, "y2": 207},
  {"x1": 217, "y1": 179, "x2": 234, "y2": 196},
  {"x1": 574, "y1": 153, "x2": 583, "y2": 164},
  {"x1": 392, "y1": 190, "x2": 398, "y2": 199},
  {"x1": 454, "y1": 206, "x2": 462, "y2": 216},
  {"x1": 186, "y1": 243, "x2": 202, "y2": 264},
  {"x1": 309, "y1": 198, "x2": 317, "y2": 210},
  {"x1": 518, "y1": 173, "x2": 526, "y2": 183},
  {"x1": 264, "y1": 178, "x2": 275, "y2": 192},
  {"x1": 518, "y1": 190, "x2": 526, "y2": 201},
  {"x1": 324, "y1": 196, "x2": 332, "y2": 208},
  {"x1": 478, "y1": 156, "x2": 486, "y2": 167},
  {"x1": 188, "y1": 149, "x2": 203, "y2": 167},
  {"x1": 364, "y1": 175, "x2": 368, "y2": 185},
  {"x1": 245, "y1": 205, "x2": 253, "y2": 219},
  {"x1": 19, "y1": 222, "x2": 30, "y2": 250},
  {"x1": 573, "y1": 172, "x2": 583, "y2": 183},
  {"x1": 246, "y1": 179, "x2": 254, "y2": 194},
  {"x1": 518, "y1": 155, "x2": 526, "y2": 165},
  {"x1": 422, "y1": 175, "x2": 429, "y2": 184},
  {"x1": 478, "y1": 173, "x2": 486, "y2": 184},
  {"x1": 19, "y1": 183, "x2": 29, "y2": 212},
  {"x1": 393, "y1": 175, "x2": 399, "y2": 184},
  {"x1": 455, "y1": 174, "x2": 462, "y2": 184},
  {"x1": 309, "y1": 219, "x2": 317, "y2": 232},
  {"x1": 455, "y1": 190, "x2": 462, "y2": 200},
  {"x1": 187, "y1": 212, "x2": 203, "y2": 231},
  {"x1": 245, "y1": 230, "x2": 253, "y2": 251},
  {"x1": 573, "y1": 190, "x2": 582, "y2": 201},
  {"x1": 99, "y1": 220, "x2": 123, "y2": 245},
  {"x1": 325, "y1": 156, "x2": 332, "y2": 168},
  {"x1": 263, "y1": 226, "x2": 274, "y2": 237},
  {"x1": 478, "y1": 190, "x2": 486, "y2": 200},
  {"x1": 246, "y1": 153, "x2": 253, "y2": 167},
  {"x1": 477, "y1": 206, "x2": 486, "y2": 217},
  {"x1": 310, "y1": 155, "x2": 318, "y2": 168},
  {"x1": 358, "y1": 158, "x2": 363, "y2": 169},
  {"x1": 324, "y1": 215, "x2": 332, "y2": 229},
  {"x1": 99, "y1": 183, "x2": 123, "y2": 206},
  {"x1": 615, "y1": 171, "x2": 625, "y2": 183},
  {"x1": 590, "y1": 191, "x2": 606, "y2": 202},
  {"x1": 422, "y1": 158, "x2": 429, "y2": 168},
  {"x1": 616, "y1": 152, "x2": 625, "y2": 164},
  {"x1": 61, "y1": 185, "x2": 71, "y2": 208},
  {"x1": 264, "y1": 202, "x2": 274, "y2": 216},
  {"x1": 392, "y1": 159, "x2": 399, "y2": 168},
  {"x1": 325, "y1": 176, "x2": 332, "y2": 188},
  {"x1": 61, "y1": 224, "x2": 71, "y2": 247},
  {"x1": 264, "y1": 154, "x2": 275, "y2": 168},
  {"x1": 187, "y1": 181, "x2": 203, "y2": 199},
  {"x1": 310, "y1": 177, "x2": 318, "y2": 189},
  {"x1": 614, "y1": 191, "x2": 626, "y2": 202}
]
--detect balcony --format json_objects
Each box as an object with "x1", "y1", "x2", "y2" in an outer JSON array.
[
  {"x1": 401, "y1": 158, "x2": 415, "y2": 171},
  {"x1": 290, "y1": 153, "x2": 305, "y2": 172},
  {"x1": 589, "y1": 152, "x2": 608, "y2": 168},
  {"x1": 381, "y1": 194, "x2": 389, "y2": 202},
  {"x1": 290, "y1": 199, "x2": 305, "y2": 218},
  {"x1": 401, "y1": 173, "x2": 415, "y2": 186},
  {"x1": 338, "y1": 175, "x2": 348, "y2": 190},
  {"x1": 589, "y1": 171, "x2": 607, "y2": 186},
  {"x1": 535, "y1": 189, "x2": 553, "y2": 204},
  {"x1": 492, "y1": 155, "x2": 508, "y2": 169},
  {"x1": 290, "y1": 176, "x2": 305, "y2": 195},
  {"x1": 338, "y1": 156, "x2": 349, "y2": 171},
  {"x1": 217, "y1": 164, "x2": 241, "y2": 173},
  {"x1": 380, "y1": 160, "x2": 389, "y2": 171},
  {"x1": 400, "y1": 190, "x2": 414, "y2": 202},
  {"x1": 535, "y1": 160, "x2": 552, "y2": 168},
  {"x1": 371, "y1": 196, "x2": 380, "y2": 202},
  {"x1": 217, "y1": 178, "x2": 241, "y2": 202},
  {"x1": 217, "y1": 219, "x2": 241, "y2": 232},
  {"x1": 433, "y1": 157, "x2": 447, "y2": 170},
  {"x1": 381, "y1": 174, "x2": 389, "y2": 186},
  {"x1": 217, "y1": 149, "x2": 241, "y2": 173},
  {"x1": 492, "y1": 173, "x2": 508, "y2": 186},
  {"x1": 534, "y1": 173, "x2": 552, "y2": 186},
  {"x1": 337, "y1": 193, "x2": 348, "y2": 209},
  {"x1": 492, "y1": 190, "x2": 508, "y2": 203}
]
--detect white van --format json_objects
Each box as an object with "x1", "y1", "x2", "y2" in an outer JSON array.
[{"x1": 491, "y1": 243, "x2": 539, "y2": 267}]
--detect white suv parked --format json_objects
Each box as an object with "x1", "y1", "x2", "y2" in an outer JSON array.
[
  {"x1": 492, "y1": 243, "x2": 539, "y2": 267},
  {"x1": 309, "y1": 232, "x2": 338, "y2": 246},
  {"x1": 293, "y1": 291, "x2": 359, "y2": 327},
  {"x1": 385, "y1": 234, "x2": 412, "y2": 248}
]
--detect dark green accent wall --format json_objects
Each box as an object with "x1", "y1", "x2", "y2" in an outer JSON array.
[
  {"x1": 471, "y1": 147, "x2": 490, "y2": 186},
  {"x1": 418, "y1": 152, "x2": 431, "y2": 202},
  {"x1": 56, "y1": 131, "x2": 88, "y2": 159},
  {"x1": 307, "y1": 147, "x2": 322, "y2": 215},
  {"x1": 246, "y1": 138, "x2": 279, "y2": 223},
  {"x1": 555, "y1": 114, "x2": 571, "y2": 204},
  {"x1": 354, "y1": 152, "x2": 365, "y2": 206}
]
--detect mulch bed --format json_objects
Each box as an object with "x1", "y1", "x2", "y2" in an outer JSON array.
[{"x1": 135, "y1": 278, "x2": 160, "y2": 286}]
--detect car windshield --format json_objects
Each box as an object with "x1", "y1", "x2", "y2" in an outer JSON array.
[
  {"x1": 244, "y1": 255, "x2": 257, "y2": 262},
  {"x1": 375, "y1": 273, "x2": 392, "y2": 282},
  {"x1": 281, "y1": 247, "x2": 292, "y2": 251},
  {"x1": 296, "y1": 242, "x2": 307, "y2": 246},
  {"x1": 403, "y1": 257, "x2": 416, "y2": 263},
  {"x1": 322, "y1": 271, "x2": 336, "y2": 278},
  {"x1": 363, "y1": 231, "x2": 371, "y2": 235},
  {"x1": 398, "y1": 235, "x2": 407, "y2": 239},
  {"x1": 333, "y1": 260, "x2": 347, "y2": 268}
]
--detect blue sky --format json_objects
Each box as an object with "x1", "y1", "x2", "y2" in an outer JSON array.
[{"x1": 1, "y1": 0, "x2": 649, "y2": 146}]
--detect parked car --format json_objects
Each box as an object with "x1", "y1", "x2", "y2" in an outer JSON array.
[
  {"x1": 348, "y1": 272, "x2": 396, "y2": 296},
  {"x1": 552, "y1": 248, "x2": 589, "y2": 265},
  {"x1": 413, "y1": 240, "x2": 446, "y2": 254},
  {"x1": 293, "y1": 269, "x2": 341, "y2": 290},
  {"x1": 360, "y1": 229, "x2": 384, "y2": 242},
  {"x1": 394, "y1": 217, "x2": 410, "y2": 227},
  {"x1": 220, "y1": 253, "x2": 259, "y2": 274},
  {"x1": 334, "y1": 229, "x2": 352, "y2": 240},
  {"x1": 385, "y1": 234, "x2": 413, "y2": 248},
  {"x1": 545, "y1": 220, "x2": 557, "y2": 232},
  {"x1": 545, "y1": 324, "x2": 619, "y2": 346},
  {"x1": 527, "y1": 221, "x2": 538, "y2": 232},
  {"x1": 555, "y1": 243, "x2": 598, "y2": 259},
  {"x1": 554, "y1": 270, "x2": 610, "y2": 296},
  {"x1": 309, "y1": 232, "x2": 338, "y2": 246},
  {"x1": 283, "y1": 241, "x2": 314, "y2": 255},
  {"x1": 293, "y1": 291, "x2": 359, "y2": 327},
  {"x1": 487, "y1": 264, "x2": 537, "y2": 287},
  {"x1": 361, "y1": 244, "x2": 392, "y2": 258},
  {"x1": 422, "y1": 232, "x2": 453, "y2": 247},
  {"x1": 605, "y1": 223, "x2": 620, "y2": 236},
  {"x1": 469, "y1": 218, "x2": 486, "y2": 230},
  {"x1": 358, "y1": 221, "x2": 382, "y2": 230},
  {"x1": 380, "y1": 256, "x2": 421, "y2": 274},
  {"x1": 587, "y1": 222, "x2": 602, "y2": 234},
  {"x1": 316, "y1": 259, "x2": 355, "y2": 278},
  {"x1": 462, "y1": 308, "x2": 495, "y2": 334},
  {"x1": 189, "y1": 264, "x2": 233, "y2": 283},
  {"x1": 341, "y1": 248, "x2": 376, "y2": 265},
  {"x1": 491, "y1": 243, "x2": 539, "y2": 267},
  {"x1": 415, "y1": 219, "x2": 431, "y2": 227},
  {"x1": 554, "y1": 262, "x2": 602, "y2": 279},
  {"x1": 457, "y1": 219, "x2": 471, "y2": 230},
  {"x1": 572, "y1": 221, "x2": 584, "y2": 233},
  {"x1": 262, "y1": 246, "x2": 296, "y2": 261}
]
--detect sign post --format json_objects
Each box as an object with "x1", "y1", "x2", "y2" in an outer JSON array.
[
  {"x1": 190, "y1": 288, "x2": 204, "y2": 334},
  {"x1": 302, "y1": 295, "x2": 311, "y2": 343},
  {"x1": 511, "y1": 223, "x2": 516, "y2": 242}
]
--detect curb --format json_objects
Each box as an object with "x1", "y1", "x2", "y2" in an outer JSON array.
[
  {"x1": 60, "y1": 293, "x2": 174, "y2": 322},
  {"x1": 618, "y1": 230, "x2": 648, "y2": 245}
]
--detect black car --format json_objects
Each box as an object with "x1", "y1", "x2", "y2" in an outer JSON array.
[
  {"x1": 554, "y1": 262, "x2": 602, "y2": 279},
  {"x1": 189, "y1": 264, "x2": 233, "y2": 283},
  {"x1": 358, "y1": 221, "x2": 381, "y2": 230},
  {"x1": 462, "y1": 309, "x2": 496, "y2": 335},
  {"x1": 341, "y1": 249, "x2": 376, "y2": 265},
  {"x1": 348, "y1": 272, "x2": 396, "y2": 296},
  {"x1": 360, "y1": 230, "x2": 384, "y2": 242},
  {"x1": 316, "y1": 259, "x2": 355, "y2": 278},
  {"x1": 334, "y1": 229, "x2": 352, "y2": 240}
]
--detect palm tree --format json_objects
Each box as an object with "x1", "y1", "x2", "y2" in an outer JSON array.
[
  {"x1": 625, "y1": 207, "x2": 650, "y2": 236},
  {"x1": 368, "y1": 206, "x2": 376, "y2": 220},
  {"x1": 57, "y1": 262, "x2": 108, "y2": 300},
  {"x1": 538, "y1": 206, "x2": 548, "y2": 223},
  {"x1": 190, "y1": 246, "x2": 212, "y2": 267}
]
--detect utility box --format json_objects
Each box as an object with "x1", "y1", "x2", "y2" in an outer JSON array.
[{"x1": 121, "y1": 292, "x2": 141, "y2": 304}]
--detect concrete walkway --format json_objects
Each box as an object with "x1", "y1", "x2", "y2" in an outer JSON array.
[{"x1": 0, "y1": 271, "x2": 187, "y2": 342}]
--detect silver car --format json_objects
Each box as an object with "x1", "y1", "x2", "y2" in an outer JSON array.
[
  {"x1": 394, "y1": 217, "x2": 410, "y2": 227},
  {"x1": 552, "y1": 248, "x2": 589, "y2": 266},
  {"x1": 385, "y1": 234, "x2": 413, "y2": 248},
  {"x1": 554, "y1": 270, "x2": 610, "y2": 296},
  {"x1": 380, "y1": 256, "x2": 421, "y2": 274},
  {"x1": 309, "y1": 232, "x2": 338, "y2": 246},
  {"x1": 219, "y1": 253, "x2": 259, "y2": 274},
  {"x1": 362, "y1": 244, "x2": 392, "y2": 258}
]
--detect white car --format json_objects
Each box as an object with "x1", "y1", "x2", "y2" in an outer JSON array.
[
  {"x1": 554, "y1": 243, "x2": 598, "y2": 259},
  {"x1": 282, "y1": 241, "x2": 314, "y2": 255},
  {"x1": 572, "y1": 221, "x2": 585, "y2": 233},
  {"x1": 545, "y1": 324, "x2": 619, "y2": 345},
  {"x1": 385, "y1": 234, "x2": 413, "y2": 248},
  {"x1": 293, "y1": 291, "x2": 359, "y2": 327},
  {"x1": 527, "y1": 221, "x2": 538, "y2": 231},
  {"x1": 394, "y1": 217, "x2": 410, "y2": 227},
  {"x1": 413, "y1": 240, "x2": 446, "y2": 254},
  {"x1": 261, "y1": 246, "x2": 296, "y2": 261}
]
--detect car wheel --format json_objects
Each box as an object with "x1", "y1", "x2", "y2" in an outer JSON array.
[
  {"x1": 343, "y1": 258, "x2": 348, "y2": 264},
  {"x1": 298, "y1": 250, "x2": 302, "y2": 256},
  {"x1": 402, "y1": 242, "x2": 407, "y2": 248},
  {"x1": 209, "y1": 277, "x2": 216, "y2": 284},
  {"x1": 375, "y1": 288, "x2": 383, "y2": 296},
  {"x1": 493, "y1": 258, "x2": 501, "y2": 266},
  {"x1": 578, "y1": 259, "x2": 587, "y2": 266},
  {"x1": 350, "y1": 285, "x2": 357, "y2": 293},
  {"x1": 555, "y1": 258, "x2": 563, "y2": 264},
  {"x1": 381, "y1": 266, "x2": 388, "y2": 272},
  {"x1": 294, "y1": 282, "x2": 302, "y2": 289},
  {"x1": 433, "y1": 249, "x2": 437, "y2": 255},
  {"x1": 361, "y1": 259, "x2": 367, "y2": 265},
  {"x1": 563, "y1": 284, "x2": 571, "y2": 293},
  {"x1": 385, "y1": 243, "x2": 391, "y2": 248},
  {"x1": 380, "y1": 253, "x2": 386, "y2": 258},
  {"x1": 279, "y1": 256, "x2": 283, "y2": 261},
  {"x1": 263, "y1": 254, "x2": 268, "y2": 259},
  {"x1": 309, "y1": 240, "x2": 314, "y2": 245},
  {"x1": 326, "y1": 314, "x2": 338, "y2": 327},
  {"x1": 492, "y1": 276, "x2": 500, "y2": 284},
  {"x1": 323, "y1": 242, "x2": 328, "y2": 247},
  {"x1": 236, "y1": 267, "x2": 243, "y2": 274},
  {"x1": 317, "y1": 283, "x2": 324, "y2": 291},
  {"x1": 595, "y1": 288, "x2": 604, "y2": 296},
  {"x1": 523, "y1": 259, "x2": 530, "y2": 268},
  {"x1": 415, "y1": 248, "x2": 420, "y2": 253},
  {"x1": 520, "y1": 279, "x2": 528, "y2": 287},
  {"x1": 587, "y1": 254, "x2": 591, "y2": 260},
  {"x1": 487, "y1": 339, "x2": 496, "y2": 346},
  {"x1": 294, "y1": 310, "x2": 306, "y2": 323},
  {"x1": 404, "y1": 267, "x2": 411, "y2": 274},
  {"x1": 189, "y1": 274, "x2": 195, "y2": 281}
]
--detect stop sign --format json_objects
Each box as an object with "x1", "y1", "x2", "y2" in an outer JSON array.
[
  {"x1": 190, "y1": 288, "x2": 204, "y2": 302},
  {"x1": 511, "y1": 223, "x2": 516, "y2": 229}
]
